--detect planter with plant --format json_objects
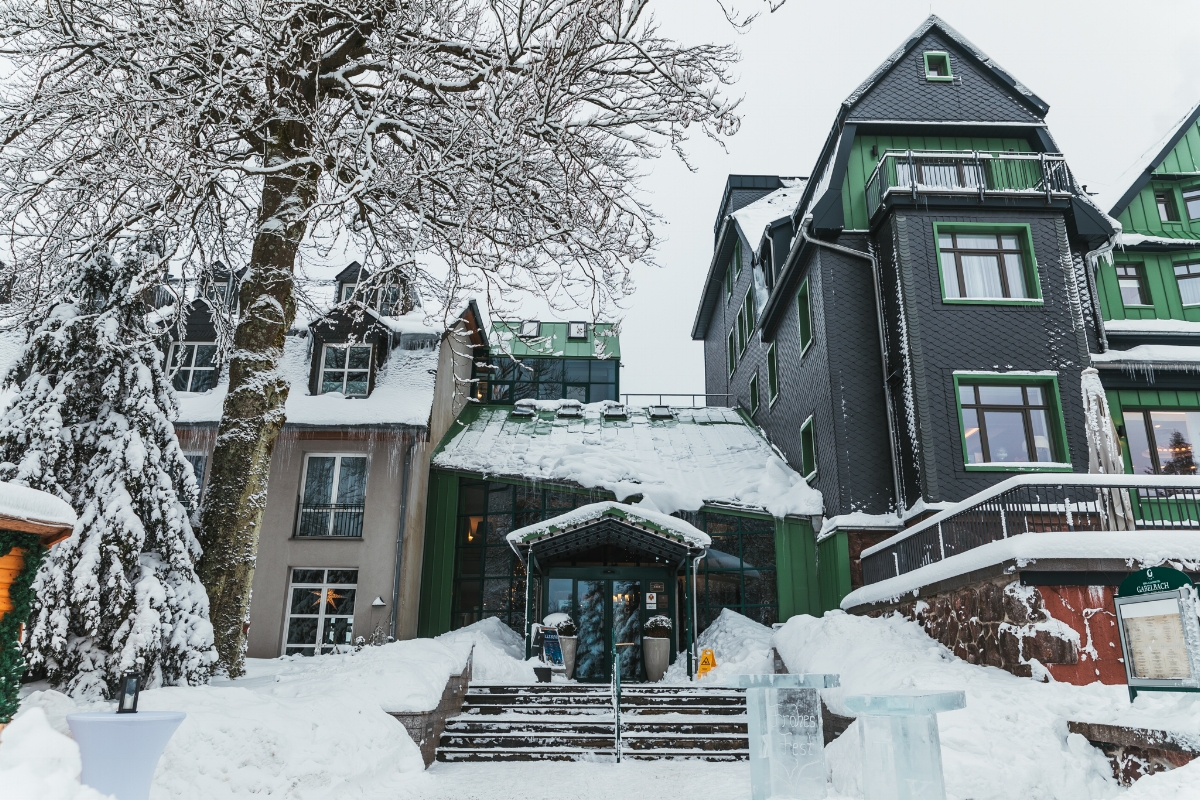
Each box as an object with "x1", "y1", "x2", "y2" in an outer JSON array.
[
  {"x1": 642, "y1": 615, "x2": 673, "y2": 682},
  {"x1": 555, "y1": 618, "x2": 579, "y2": 680}
]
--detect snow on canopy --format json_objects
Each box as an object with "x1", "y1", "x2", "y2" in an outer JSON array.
[
  {"x1": 175, "y1": 319, "x2": 440, "y2": 427},
  {"x1": 433, "y1": 402, "x2": 823, "y2": 518},
  {"x1": 729, "y1": 180, "x2": 806, "y2": 245},
  {"x1": 1091, "y1": 343, "x2": 1200, "y2": 370},
  {"x1": 506, "y1": 501, "x2": 711, "y2": 549},
  {"x1": 0, "y1": 481, "x2": 76, "y2": 530}
]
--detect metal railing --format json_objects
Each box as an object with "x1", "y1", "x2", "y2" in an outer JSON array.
[
  {"x1": 864, "y1": 150, "x2": 1075, "y2": 219},
  {"x1": 620, "y1": 393, "x2": 732, "y2": 408},
  {"x1": 611, "y1": 642, "x2": 623, "y2": 762},
  {"x1": 294, "y1": 501, "x2": 366, "y2": 538},
  {"x1": 861, "y1": 475, "x2": 1200, "y2": 586}
]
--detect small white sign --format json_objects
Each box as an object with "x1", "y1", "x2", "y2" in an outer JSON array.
[{"x1": 645, "y1": 592, "x2": 657, "y2": 609}]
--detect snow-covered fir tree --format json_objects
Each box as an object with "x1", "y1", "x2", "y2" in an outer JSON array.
[{"x1": 0, "y1": 249, "x2": 216, "y2": 698}]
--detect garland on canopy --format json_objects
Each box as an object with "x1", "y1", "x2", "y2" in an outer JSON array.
[{"x1": 0, "y1": 531, "x2": 45, "y2": 723}]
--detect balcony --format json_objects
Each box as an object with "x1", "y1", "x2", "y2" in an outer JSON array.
[
  {"x1": 864, "y1": 150, "x2": 1075, "y2": 220},
  {"x1": 860, "y1": 475, "x2": 1200, "y2": 586},
  {"x1": 295, "y1": 502, "x2": 365, "y2": 538}
]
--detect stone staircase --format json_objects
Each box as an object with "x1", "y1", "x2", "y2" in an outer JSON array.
[{"x1": 436, "y1": 683, "x2": 748, "y2": 762}]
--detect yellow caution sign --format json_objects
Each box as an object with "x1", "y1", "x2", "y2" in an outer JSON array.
[{"x1": 697, "y1": 648, "x2": 717, "y2": 678}]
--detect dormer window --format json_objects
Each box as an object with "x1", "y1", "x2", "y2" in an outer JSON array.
[
  {"x1": 520, "y1": 320, "x2": 540, "y2": 338},
  {"x1": 923, "y1": 51, "x2": 952, "y2": 82},
  {"x1": 340, "y1": 283, "x2": 357, "y2": 302},
  {"x1": 168, "y1": 343, "x2": 218, "y2": 392},
  {"x1": 320, "y1": 343, "x2": 372, "y2": 397},
  {"x1": 567, "y1": 321, "x2": 587, "y2": 340},
  {"x1": 648, "y1": 405, "x2": 673, "y2": 420}
]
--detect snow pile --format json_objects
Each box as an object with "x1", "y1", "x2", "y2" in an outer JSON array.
[
  {"x1": 0, "y1": 328, "x2": 24, "y2": 414},
  {"x1": 770, "y1": 612, "x2": 1200, "y2": 800},
  {"x1": 1102, "y1": 318, "x2": 1200, "y2": 335},
  {"x1": 0, "y1": 480, "x2": 76, "y2": 528},
  {"x1": 729, "y1": 181, "x2": 806, "y2": 244},
  {"x1": 1092, "y1": 344, "x2": 1200, "y2": 368},
  {"x1": 0, "y1": 709, "x2": 109, "y2": 800},
  {"x1": 437, "y1": 617, "x2": 537, "y2": 684},
  {"x1": 176, "y1": 332, "x2": 440, "y2": 427},
  {"x1": 433, "y1": 404, "x2": 823, "y2": 518},
  {"x1": 507, "y1": 501, "x2": 711, "y2": 548},
  {"x1": 13, "y1": 637, "x2": 476, "y2": 799},
  {"x1": 664, "y1": 609, "x2": 774, "y2": 684}
]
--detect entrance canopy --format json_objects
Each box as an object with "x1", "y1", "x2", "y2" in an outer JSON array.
[{"x1": 506, "y1": 502, "x2": 709, "y2": 569}]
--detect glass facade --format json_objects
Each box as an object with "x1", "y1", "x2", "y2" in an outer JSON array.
[
  {"x1": 675, "y1": 510, "x2": 778, "y2": 630},
  {"x1": 475, "y1": 356, "x2": 618, "y2": 404}
]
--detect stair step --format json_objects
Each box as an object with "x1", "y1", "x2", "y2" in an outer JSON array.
[
  {"x1": 446, "y1": 720, "x2": 615, "y2": 734},
  {"x1": 621, "y1": 734, "x2": 748, "y2": 752},
  {"x1": 437, "y1": 748, "x2": 618, "y2": 763},
  {"x1": 441, "y1": 733, "x2": 617, "y2": 749},
  {"x1": 622, "y1": 750, "x2": 748, "y2": 761}
]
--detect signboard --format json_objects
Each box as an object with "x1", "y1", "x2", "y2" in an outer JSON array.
[
  {"x1": 697, "y1": 648, "x2": 717, "y2": 678},
  {"x1": 645, "y1": 592, "x2": 657, "y2": 610},
  {"x1": 649, "y1": 582, "x2": 666, "y2": 593},
  {"x1": 1114, "y1": 567, "x2": 1200, "y2": 701},
  {"x1": 540, "y1": 627, "x2": 563, "y2": 666}
]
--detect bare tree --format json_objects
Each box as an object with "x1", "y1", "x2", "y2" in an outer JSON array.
[{"x1": 0, "y1": 0, "x2": 771, "y2": 675}]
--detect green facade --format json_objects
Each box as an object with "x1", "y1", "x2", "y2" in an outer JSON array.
[{"x1": 490, "y1": 320, "x2": 621, "y2": 359}]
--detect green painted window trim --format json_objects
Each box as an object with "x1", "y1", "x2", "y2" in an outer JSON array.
[
  {"x1": 767, "y1": 343, "x2": 779, "y2": 405},
  {"x1": 800, "y1": 415, "x2": 817, "y2": 480},
  {"x1": 951, "y1": 373, "x2": 1072, "y2": 472},
  {"x1": 933, "y1": 222, "x2": 1043, "y2": 306},
  {"x1": 922, "y1": 51, "x2": 953, "y2": 82},
  {"x1": 797, "y1": 279, "x2": 812, "y2": 354},
  {"x1": 749, "y1": 373, "x2": 759, "y2": 415},
  {"x1": 733, "y1": 238, "x2": 742, "y2": 279}
]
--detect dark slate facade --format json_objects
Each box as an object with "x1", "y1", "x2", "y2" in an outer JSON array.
[{"x1": 694, "y1": 16, "x2": 1115, "y2": 539}]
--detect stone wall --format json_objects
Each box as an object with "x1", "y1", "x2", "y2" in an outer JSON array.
[{"x1": 390, "y1": 650, "x2": 472, "y2": 766}]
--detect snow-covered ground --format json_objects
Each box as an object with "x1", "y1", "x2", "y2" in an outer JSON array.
[{"x1": 5, "y1": 612, "x2": 1200, "y2": 799}]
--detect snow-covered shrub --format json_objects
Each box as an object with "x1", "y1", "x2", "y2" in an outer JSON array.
[
  {"x1": 0, "y1": 249, "x2": 217, "y2": 698},
  {"x1": 555, "y1": 617, "x2": 577, "y2": 637},
  {"x1": 644, "y1": 615, "x2": 673, "y2": 638}
]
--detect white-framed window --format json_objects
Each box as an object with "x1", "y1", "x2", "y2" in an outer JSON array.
[
  {"x1": 297, "y1": 454, "x2": 368, "y2": 537},
  {"x1": 168, "y1": 342, "x2": 219, "y2": 392},
  {"x1": 319, "y1": 343, "x2": 372, "y2": 397},
  {"x1": 339, "y1": 283, "x2": 357, "y2": 302},
  {"x1": 284, "y1": 568, "x2": 358, "y2": 656}
]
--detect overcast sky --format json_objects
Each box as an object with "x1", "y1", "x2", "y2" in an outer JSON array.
[{"x1": 552, "y1": 0, "x2": 1200, "y2": 398}]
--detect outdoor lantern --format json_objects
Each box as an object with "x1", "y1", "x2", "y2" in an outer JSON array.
[{"x1": 117, "y1": 672, "x2": 140, "y2": 714}]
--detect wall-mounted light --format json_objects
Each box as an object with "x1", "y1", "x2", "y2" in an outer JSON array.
[
  {"x1": 116, "y1": 672, "x2": 140, "y2": 714},
  {"x1": 372, "y1": 596, "x2": 386, "y2": 607}
]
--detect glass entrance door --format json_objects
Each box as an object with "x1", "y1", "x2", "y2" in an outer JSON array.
[{"x1": 544, "y1": 570, "x2": 671, "y2": 683}]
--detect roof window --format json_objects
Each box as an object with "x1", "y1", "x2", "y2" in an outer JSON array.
[
  {"x1": 603, "y1": 403, "x2": 628, "y2": 420},
  {"x1": 567, "y1": 321, "x2": 588, "y2": 340},
  {"x1": 556, "y1": 402, "x2": 582, "y2": 419},
  {"x1": 923, "y1": 51, "x2": 952, "y2": 82},
  {"x1": 648, "y1": 405, "x2": 673, "y2": 420},
  {"x1": 520, "y1": 320, "x2": 540, "y2": 337},
  {"x1": 510, "y1": 406, "x2": 535, "y2": 419}
]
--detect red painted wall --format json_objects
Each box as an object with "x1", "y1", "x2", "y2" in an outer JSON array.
[{"x1": 1038, "y1": 585, "x2": 1127, "y2": 685}]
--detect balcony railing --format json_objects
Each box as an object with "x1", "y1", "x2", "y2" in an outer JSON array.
[
  {"x1": 620, "y1": 393, "x2": 732, "y2": 408},
  {"x1": 864, "y1": 150, "x2": 1075, "y2": 220},
  {"x1": 295, "y1": 501, "x2": 365, "y2": 538},
  {"x1": 861, "y1": 475, "x2": 1200, "y2": 586}
]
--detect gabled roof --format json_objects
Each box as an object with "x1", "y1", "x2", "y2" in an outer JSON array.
[
  {"x1": 506, "y1": 501, "x2": 711, "y2": 552},
  {"x1": 844, "y1": 14, "x2": 1048, "y2": 119},
  {"x1": 333, "y1": 261, "x2": 366, "y2": 283},
  {"x1": 1109, "y1": 100, "x2": 1200, "y2": 218}
]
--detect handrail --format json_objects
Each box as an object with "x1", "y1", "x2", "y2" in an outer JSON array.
[
  {"x1": 611, "y1": 642, "x2": 622, "y2": 762},
  {"x1": 295, "y1": 502, "x2": 366, "y2": 537},
  {"x1": 860, "y1": 475, "x2": 1200, "y2": 585},
  {"x1": 864, "y1": 149, "x2": 1075, "y2": 219},
  {"x1": 620, "y1": 393, "x2": 731, "y2": 407}
]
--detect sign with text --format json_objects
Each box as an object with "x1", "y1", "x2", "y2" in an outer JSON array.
[
  {"x1": 645, "y1": 592, "x2": 657, "y2": 610},
  {"x1": 540, "y1": 627, "x2": 563, "y2": 666},
  {"x1": 1114, "y1": 567, "x2": 1200, "y2": 700}
]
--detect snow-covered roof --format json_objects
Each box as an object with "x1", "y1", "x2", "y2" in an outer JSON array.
[
  {"x1": 1107, "y1": 100, "x2": 1200, "y2": 216},
  {"x1": 432, "y1": 401, "x2": 822, "y2": 518},
  {"x1": 506, "y1": 501, "x2": 711, "y2": 549},
  {"x1": 1117, "y1": 232, "x2": 1200, "y2": 249},
  {"x1": 1102, "y1": 319, "x2": 1200, "y2": 336},
  {"x1": 729, "y1": 181, "x2": 807, "y2": 247},
  {"x1": 0, "y1": 480, "x2": 76, "y2": 537},
  {"x1": 1091, "y1": 344, "x2": 1200, "y2": 371},
  {"x1": 176, "y1": 331, "x2": 440, "y2": 428}
]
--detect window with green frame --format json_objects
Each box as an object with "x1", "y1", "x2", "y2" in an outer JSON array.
[
  {"x1": 953, "y1": 375, "x2": 1070, "y2": 470},
  {"x1": 923, "y1": 51, "x2": 952, "y2": 81},
  {"x1": 452, "y1": 479, "x2": 605, "y2": 631},
  {"x1": 727, "y1": 328, "x2": 737, "y2": 376},
  {"x1": 767, "y1": 344, "x2": 779, "y2": 404},
  {"x1": 797, "y1": 279, "x2": 812, "y2": 352},
  {"x1": 749, "y1": 374, "x2": 759, "y2": 415},
  {"x1": 934, "y1": 223, "x2": 1041, "y2": 304},
  {"x1": 673, "y1": 509, "x2": 778, "y2": 629},
  {"x1": 476, "y1": 356, "x2": 617, "y2": 404},
  {"x1": 800, "y1": 416, "x2": 816, "y2": 479},
  {"x1": 737, "y1": 289, "x2": 755, "y2": 354},
  {"x1": 725, "y1": 239, "x2": 742, "y2": 300}
]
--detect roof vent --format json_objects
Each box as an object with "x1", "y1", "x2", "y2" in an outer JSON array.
[
  {"x1": 603, "y1": 404, "x2": 628, "y2": 420},
  {"x1": 648, "y1": 405, "x2": 673, "y2": 420},
  {"x1": 510, "y1": 407, "x2": 535, "y2": 419},
  {"x1": 556, "y1": 400, "x2": 583, "y2": 419}
]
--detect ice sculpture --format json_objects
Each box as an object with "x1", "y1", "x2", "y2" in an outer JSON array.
[
  {"x1": 843, "y1": 691, "x2": 966, "y2": 800},
  {"x1": 736, "y1": 673, "x2": 840, "y2": 799}
]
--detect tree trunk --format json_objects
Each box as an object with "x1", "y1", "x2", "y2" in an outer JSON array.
[{"x1": 198, "y1": 119, "x2": 318, "y2": 676}]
